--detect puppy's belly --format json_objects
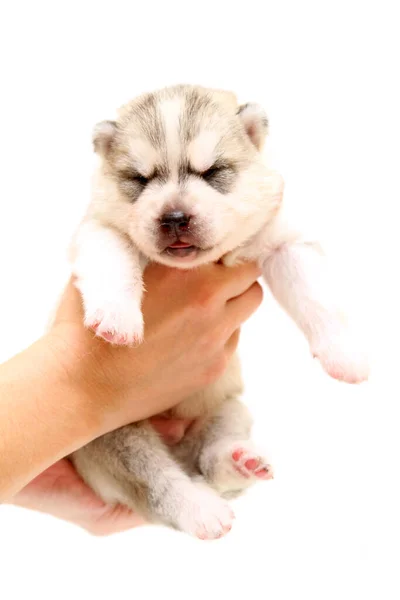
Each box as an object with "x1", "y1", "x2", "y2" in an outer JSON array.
[{"x1": 171, "y1": 352, "x2": 243, "y2": 419}]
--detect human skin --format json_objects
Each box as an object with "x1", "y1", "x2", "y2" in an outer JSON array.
[{"x1": 1, "y1": 261, "x2": 263, "y2": 534}]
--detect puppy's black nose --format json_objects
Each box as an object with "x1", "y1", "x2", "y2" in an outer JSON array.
[{"x1": 161, "y1": 211, "x2": 190, "y2": 230}]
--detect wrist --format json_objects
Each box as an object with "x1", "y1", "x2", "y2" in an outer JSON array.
[
  {"x1": 44, "y1": 323, "x2": 152, "y2": 437},
  {"x1": 43, "y1": 325, "x2": 108, "y2": 440}
]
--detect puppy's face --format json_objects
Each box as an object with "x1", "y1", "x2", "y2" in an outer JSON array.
[{"x1": 93, "y1": 85, "x2": 281, "y2": 267}]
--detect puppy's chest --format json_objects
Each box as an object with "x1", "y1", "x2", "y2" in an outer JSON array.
[{"x1": 171, "y1": 352, "x2": 243, "y2": 419}]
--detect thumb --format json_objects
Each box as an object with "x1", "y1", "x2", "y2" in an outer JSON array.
[{"x1": 52, "y1": 277, "x2": 85, "y2": 327}]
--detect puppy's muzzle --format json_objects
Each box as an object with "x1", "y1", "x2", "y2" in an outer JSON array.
[
  {"x1": 159, "y1": 211, "x2": 201, "y2": 259},
  {"x1": 160, "y1": 211, "x2": 191, "y2": 236}
]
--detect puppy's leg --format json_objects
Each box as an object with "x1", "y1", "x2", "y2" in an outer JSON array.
[
  {"x1": 72, "y1": 423, "x2": 235, "y2": 540},
  {"x1": 197, "y1": 399, "x2": 273, "y2": 498},
  {"x1": 71, "y1": 220, "x2": 145, "y2": 344},
  {"x1": 262, "y1": 239, "x2": 369, "y2": 383}
]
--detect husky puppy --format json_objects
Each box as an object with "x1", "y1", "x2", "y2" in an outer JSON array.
[{"x1": 70, "y1": 85, "x2": 369, "y2": 539}]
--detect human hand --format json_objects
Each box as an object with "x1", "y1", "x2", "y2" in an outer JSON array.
[
  {"x1": 11, "y1": 417, "x2": 194, "y2": 535},
  {"x1": 0, "y1": 260, "x2": 262, "y2": 504},
  {"x1": 48, "y1": 261, "x2": 263, "y2": 438}
]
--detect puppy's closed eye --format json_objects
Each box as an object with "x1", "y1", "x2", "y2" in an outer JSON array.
[
  {"x1": 201, "y1": 165, "x2": 227, "y2": 182},
  {"x1": 131, "y1": 174, "x2": 150, "y2": 187},
  {"x1": 198, "y1": 164, "x2": 236, "y2": 194},
  {"x1": 120, "y1": 170, "x2": 151, "y2": 187},
  {"x1": 116, "y1": 169, "x2": 154, "y2": 202}
]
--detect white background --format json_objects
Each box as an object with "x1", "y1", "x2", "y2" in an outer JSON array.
[{"x1": 0, "y1": 1, "x2": 399, "y2": 599}]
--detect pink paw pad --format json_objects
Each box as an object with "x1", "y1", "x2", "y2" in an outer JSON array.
[
  {"x1": 232, "y1": 447, "x2": 273, "y2": 480},
  {"x1": 88, "y1": 323, "x2": 128, "y2": 345},
  {"x1": 100, "y1": 330, "x2": 128, "y2": 345},
  {"x1": 196, "y1": 523, "x2": 232, "y2": 540},
  {"x1": 232, "y1": 449, "x2": 244, "y2": 462},
  {"x1": 88, "y1": 321, "x2": 140, "y2": 346}
]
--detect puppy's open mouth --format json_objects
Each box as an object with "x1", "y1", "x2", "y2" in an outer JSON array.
[{"x1": 165, "y1": 241, "x2": 198, "y2": 259}]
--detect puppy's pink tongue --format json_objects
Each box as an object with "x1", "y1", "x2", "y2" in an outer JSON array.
[{"x1": 169, "y1": 242, "x2": 191, "y2": 248}]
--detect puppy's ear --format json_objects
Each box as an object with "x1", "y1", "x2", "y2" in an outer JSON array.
[
  {"x1": 237, "y1": 103, "x2": 268, "y2": 151},
  {"x1": 92, "y1": 120, "x2": 117, "y2": 155}
]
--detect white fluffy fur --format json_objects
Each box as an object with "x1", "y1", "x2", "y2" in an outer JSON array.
[{"x1": 70, "y1": 85, "x2": 369, "y2": 539}]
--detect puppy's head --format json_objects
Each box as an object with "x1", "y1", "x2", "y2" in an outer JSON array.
[{"x1": 92, "y1": 85, "x2": 282, "y2": 267}]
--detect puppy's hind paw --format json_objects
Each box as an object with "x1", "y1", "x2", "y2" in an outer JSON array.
[
  {"x1": 177, "y1": 487, "x2": 235, "y2": 540},
  {"x1": 231, "y1": 445, "x2": 273, "y2": 480}
]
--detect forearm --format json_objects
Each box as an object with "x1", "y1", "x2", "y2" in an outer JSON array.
[{"x1": 0, "y1": 334, "x2": 98, "y2": 502}]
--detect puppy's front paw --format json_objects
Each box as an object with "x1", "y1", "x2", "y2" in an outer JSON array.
[
  {"x1": 84, "y1": 301, "x2": 144, "y2": 346},
  {"x1": 312, "y1": 330, "x2": 370, "y2": 384},
  {"x1": 177, "y1": 487, "x2": 235, "y2": 540}
]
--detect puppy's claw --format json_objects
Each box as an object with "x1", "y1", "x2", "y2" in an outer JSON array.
[{"x1": 84, "y1": 303, "x2": 144, "y2": 346}]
